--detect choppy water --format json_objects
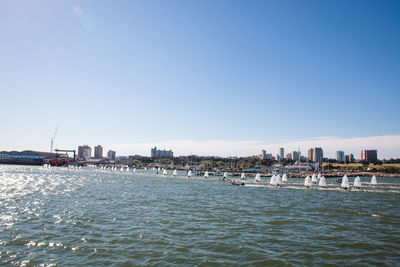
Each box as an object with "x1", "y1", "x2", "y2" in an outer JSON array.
[{"x1": 1, "y1": 165, "x2": 400, "y2": 266}]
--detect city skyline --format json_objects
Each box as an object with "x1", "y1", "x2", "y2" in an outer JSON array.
[{"x1": 1, "y1": 1, "x2": 399, "y2": 158}]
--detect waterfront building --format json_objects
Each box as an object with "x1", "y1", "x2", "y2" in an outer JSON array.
[
  {"x1": 78, "y1": 145, "x2": 91, "y2": 160},
  {"x1": 336, "y1": 151, "x2": 345, "y2": 162},
  {"x1": 308, "y1": 148, "x2": 314, "y2": 162},
  {"x1": 308, "y1": 147, "x2": 323, "y2": 163},
  {"x1": 279, "y1": 148, "x2": 284, "y2": 160},
  {"x1": 94, "y1": 145, "x2": 103, "y2": 159},
  {"x1": 292, "y1": 151, "x2": 300, "y2": 161},
  {"x1": 361, "y1": 150, "x2": 377, "y2": 162},
  {"x1": 107, "y1": 150, "x2": 116, "y2": 160},
  {"x1": 314, "y1": 148, "x2": 323, "y2": 163},
  {"x1": 260, "y1": 150, "x2": 267, "y2": 160},
  {"x1": 151, "y1": 147, "x2": 173, "y2": 158},
  {"x1": 285, "y1": 153, "x2": 293, "y2": 160}
]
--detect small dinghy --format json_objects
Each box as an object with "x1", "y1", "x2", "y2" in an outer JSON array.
[
  {"x1": 282, "y1": 173, "x2": 288, "y2": 183},
  {"x1": 370, "y1": 175, "x2": 377, "y2": 187},
  {"x1": 255, "y1": 173, "x2": 261, "y2": 183},
  {"x1": 341, "y1": 175, "x2": 349, "y2": 190},
  {"x1": 240, "y1": 173, "x2": 246, "y2": 180},
  {"x1": 353, "y1": 176, "x2": 362, "y2": 189},
  {"x1": 304, "y1": 176, "x2": 312, "y2": 188},
  {"x1": 318, "y1": 176, "x2": 327, "y2": 188}
]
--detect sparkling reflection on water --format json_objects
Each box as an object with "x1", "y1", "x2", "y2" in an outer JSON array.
[{"x1": 1, "y1": 165, "x2": 400, "y2": 266}]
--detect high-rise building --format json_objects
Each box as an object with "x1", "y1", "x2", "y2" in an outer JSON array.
[
  {"x1": 279, "y1": 148, "x2": 284, "y2": 160},
  {"x1": 336, "y1": 151, "x2": 345, "y2": 162},
  {"x1": 107, "y1": 150, "x2": 116, "y2": 160},
  {"x1": 260, "y1": 150, "x2": 267, "y2": 160},
  {"x1": 349, "y1": 154, "x2": 354, "y2": 162},
  {"x1": 94, "y1": 145, "x2": 103, "y2": 159},
  {"x1": 308, "y1": 148, "x2": 314, "y2": 162},
  {"x1": 361, "y1": 150, "x2": 377, "y2": 162},
  {"x1": 292, "y1": 151, "x2": 300, "y2": 161},
  {"x1": 285, "y1": 153, "x2": 293, "y2": 160},
  {"x1": 314, "y1": 147, "x2": 323, "y2": 163},
  {"x1": 308, "y1": 147, "x2": 323, "y2": 162},
  {"x1": 78, "y1": 145, "x2": 91, "y2": 160},
  {"x1": 151, "y1": 147, "x2": 173, "y2": 158}
]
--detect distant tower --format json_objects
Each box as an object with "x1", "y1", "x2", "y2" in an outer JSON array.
[
  {"x1": 279, "y1": 148, "x2": 284, "y2": 160},
  {"x1": 94, "y1": 145, "x2": 103, "y2": 159}
]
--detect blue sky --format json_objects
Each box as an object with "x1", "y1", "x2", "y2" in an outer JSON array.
[{"x1": 1, "y1": 0, "x2": 399, "y2": 158}]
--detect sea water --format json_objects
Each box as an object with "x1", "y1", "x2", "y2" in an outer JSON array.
[{"x1": 1, "y1": 165, "x2": 399, "y2": 265}]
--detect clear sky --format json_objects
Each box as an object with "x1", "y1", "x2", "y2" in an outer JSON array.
[{"x1": 1, "y1": 0, "x2": 399, "y2": 158}]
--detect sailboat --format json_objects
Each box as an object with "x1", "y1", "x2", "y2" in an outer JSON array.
[
  {"x1": 304, "y1": 176, "x2": 312, "y2": 188},
  {"x1": 126, "y1": 167, "x2": 129, "y2": 172},
  {"x1": 240, "y1": 173, "x2": 246, "y2": 180},
  {"x1": 318, "y1": 176, "x2": 327, "y2": 188},
  {"x1": 120, "y1": 166, "x2": 123, "y2": 172},
  {"x1": 187, "y1": 170, "x2": 192, "y2": 178},
  {"x1": 370, "y1": 175, "x2": 377, "y2": 187},
  {"x1": 353, "y1": 176, "x2": 362, "y2": 189},
  {"x1": 318, "y1": 173, "x2": 322, "y2": 180},
  {"x1": 204, "y1": 171, "x2": 209, "y2": 178},
  {"x1": 341, "y1": 175, "x2": 349, "y2": 190},
  {"x1": 311, "y1": 173, "x2": 317, "y2": 184},
  {"x1": 276, "y1": 175, "x2": 282, "y2": 186},
  {"x1": 282, "y1": 173, "x2": 288, "y2": 183},
  {"x1": 173, "y1": 170, "x2": 177, "y2": 176},
  {"x1": 255, "y1": 173, "x2": 261, "y2": 183},
  {"x1": 133, "y1": 168, "x2": 136, "y2": 174},
  {"x1": 270, "y1": 175, "x2": 277, "y2": 186},
  {"x1": 163, "y1": 169, "x2": 167, "y2": 175}
]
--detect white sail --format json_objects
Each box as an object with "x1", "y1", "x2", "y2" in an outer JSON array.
[
  {"x1": 163, "y1": 169, "x2": 167, "y2": 175},
  {"x1": 120, "y1": 167, "x2": 123, "y2": 172},
  {"x1": 187, "y1": 170, "x2": 192, "y2": 177},
  {"x1": 282, "y1": 173, "x2": 288, "y2": 183},
  {"x1": 319, "y1": 176, "x2": 327, "y2": 187},
  {"x1": 304, "y1": 176, "x2": 312, "y2": 187},
  {"x1": 204, "y1": 171, "x2": 209, "y2": 178},
  {"x1": 311, "y1": 173, "x2": 317, "y2": 183},
  {"x1": 318, "y1": 173, "x2": 321, "y2": 180},
  {"x1": 276, "y1": 175, "x2": 282, "y2": 185},
  {"x1": 173, "y1": 170, "x2": 177, "y2": 176},
  {"x1": 255, "y1": 173, "x2": 261, "y2": 182},
  {"x1": 133, "y1": 168, "x2": 136, "y2": 173},
  {"x1": 152, "y1": 167, "x2": 155, "y2": 171},
  {"x1": 341, "y1": 175, "x2": 349, "y2": 189},
  {"x1": 270, "y1": 175, "x2": 277, "y2": 186},
  {"x1": 353, "y1": 176, "x2": 362, "y2": 188},
  {"x1": 126, "y1": 167, "x2": 129, "y2": 172},
  {"x1": 240, "y1": 173, "x2": 246, "y2": 180},
  {"x1": 370, "y1": 175, "x2": 377, "y2": 185},
  {"x1": 223, "y1": 172, "x2": 228, "y2": 179}
]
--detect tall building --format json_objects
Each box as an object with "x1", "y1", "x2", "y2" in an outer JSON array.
[
  {"x1": 308, "y1": 148, "x2": 314, "y2": 162},
  {"x1": 361, "y1": 150, "x2": 377, "y2": 162},
  {"x1": 336, "y1": 151, "x2": 345, "y2": 162},
  {"x1": 107, "y1": 150, "x2": 116, "y2": 160},
  {"x1": 279, "y1": 148, "x2": 284, "y2": 160},
  {"x1": 94, "y1": 145, "x2": 103, "y2": 159},
  {"x1": 308, "y1": 147, "x2": 323, "y2": 162},
  {"x1": 78, "y1": 145, "x2": 91, "y2": 160},
  {"x1": 151, "y1": 147, "x2": 173, "y2": 158},
  {"x1": 349, "y1": 154, "x2": 354, "y2": 162},
  {"x1": 292, "y1": 151, "x2": 300, "y2": 161},
  {"x1": 260, "y1": 150, "x2": 267, "y2": 160},
  {"x1": 314, "y1": 147, "x2": 323, "y2": 163}
]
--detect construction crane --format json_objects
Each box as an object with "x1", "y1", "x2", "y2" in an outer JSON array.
[{"x1": 50, "y1": 125, "x2": 59, "y2": 153}]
